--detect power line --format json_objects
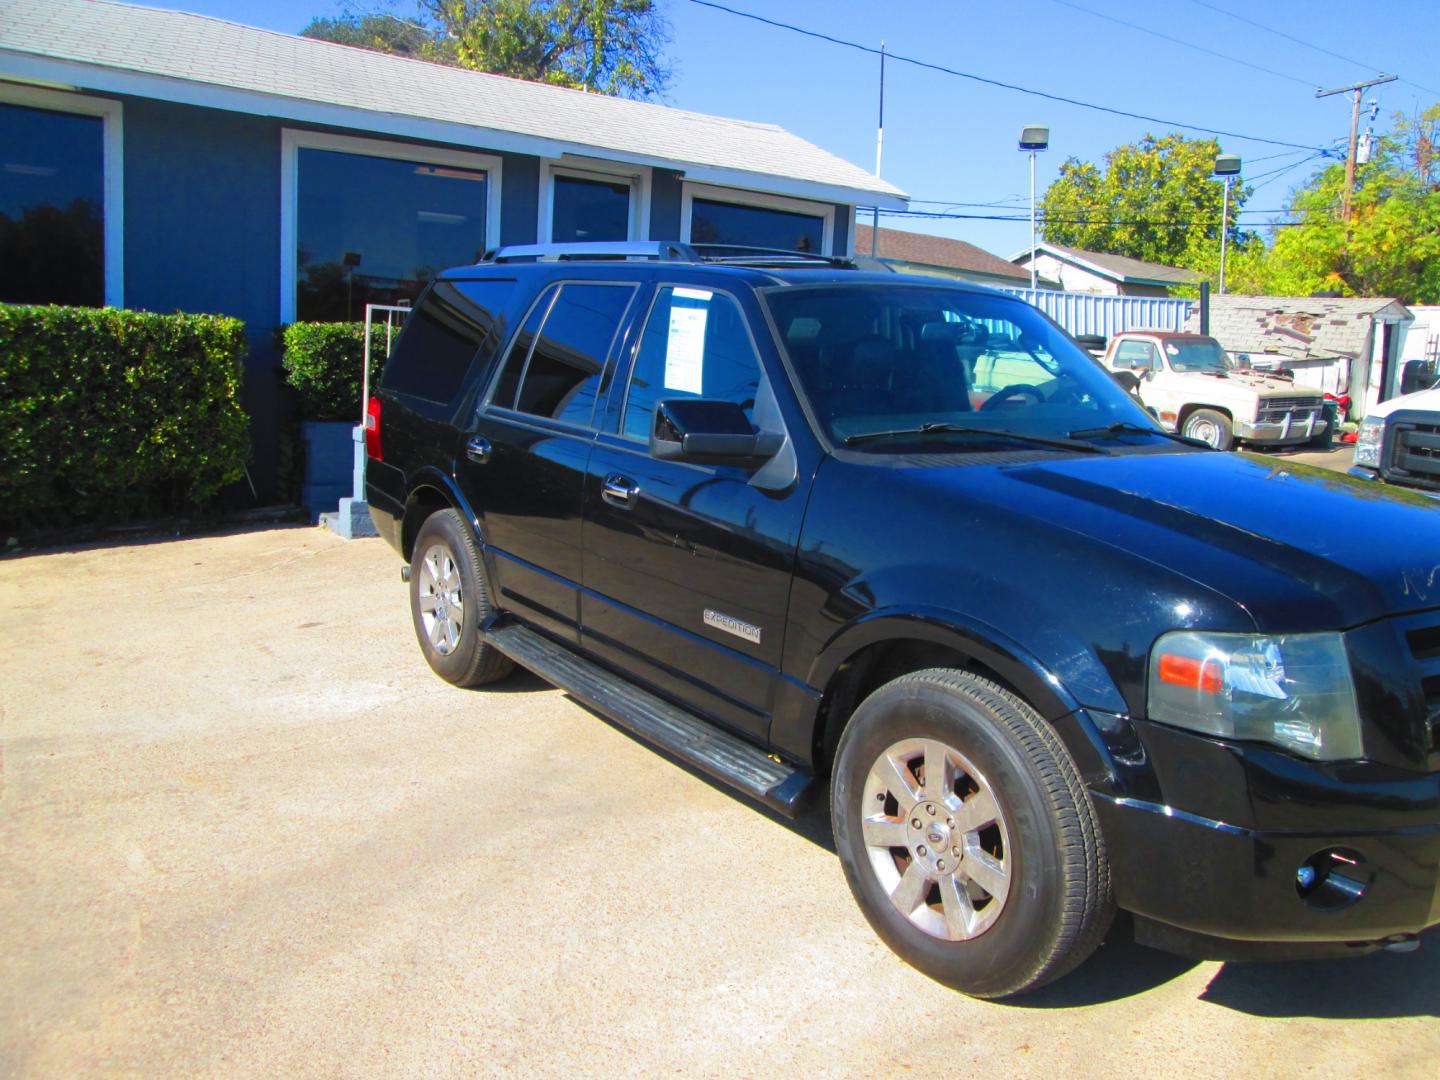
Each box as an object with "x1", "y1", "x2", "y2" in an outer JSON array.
[
  {"x1": 861, "y1": 206, "x2": 1305, "y2": 228},
  {"x1": 1045, "y1": 0, "x2": 1313, "y2": 89},
  {"x1": 682, "y1": 0, "x2": 1327, "y2": 151},
  {"x1": 1183, "y1": 0, "x2": 1440, "y2": 99}
]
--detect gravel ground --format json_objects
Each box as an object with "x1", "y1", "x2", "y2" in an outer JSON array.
[{"x1": 1, "y1": 525, "x2": 1436, "y2": 1079}]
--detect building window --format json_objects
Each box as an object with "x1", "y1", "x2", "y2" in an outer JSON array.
[
  {"x1": 682, "y1": 185, "x2": 832, "y2": 255},
  {"x1": 551, "y1": 174, "x2": 631, "y2": 243},
  {"x1": 282, "y1": 131, "x2": 502, "y2": 324},
  {"x1": 0, "y1": 88, "x2": 122, "y2": 308}
]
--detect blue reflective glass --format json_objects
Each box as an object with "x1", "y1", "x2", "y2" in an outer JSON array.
[
  {"x1": 689, "y1": 198, "x2": 823, "y2": 253},
  {"x1": 551, "y1": 175, "x2": 630, "y2": 243},
  {"x1": 296, "y1": 148, "x2": 487, "y2": 322},
  {"x1": 0, "y1": 104, "x2": 104, "y2": 306}
]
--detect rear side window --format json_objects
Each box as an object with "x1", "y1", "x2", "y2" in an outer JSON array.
[
  {"x1": 492, "y1": 282, "x2": 637, "y2": 427},
  {"x1": 380, "y1": 279, "x2": 516, "y2": 404},
  {"x1": 622, "y1": 287, "x2": 762, "y2": 442}
]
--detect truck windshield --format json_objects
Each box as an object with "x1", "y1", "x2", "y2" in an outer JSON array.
[
  {"x1": 1166, "y1": 339, "x2": 1231, "y2": 373},
  {"x1": 764, "y1": 284, "x2": 1157, "y2": 450}
]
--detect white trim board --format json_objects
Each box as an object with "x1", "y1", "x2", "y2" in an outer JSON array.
[
  {"x1": 0, "y1": 81, "x2": 124, "y2": 307},
  {"x1": 680, "y1": 182, "x2": 835, "y2": 255},
  {"x1": 279, "y1": 128, "x2": 503, "y2": 324}
]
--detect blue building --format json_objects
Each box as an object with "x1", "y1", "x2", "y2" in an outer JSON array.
[{"x1": 0, "y1": 0, "x2": 906, "y2": 499}]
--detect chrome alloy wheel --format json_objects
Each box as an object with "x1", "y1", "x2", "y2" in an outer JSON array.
[
  {"x1": 861, "y1": 737, "x2": 1013, "y2": 941},
  {"x1": 417, "y1": 542, "x2": 464, "y2": 655}
]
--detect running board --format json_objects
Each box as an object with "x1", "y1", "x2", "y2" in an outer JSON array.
[{"x1": 485, "y1": 623, "x2": 815, "y2": 817}]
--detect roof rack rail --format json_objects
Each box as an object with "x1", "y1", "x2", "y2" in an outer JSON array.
[
  {"x1": 481, "y1": 241, "x2": 701, "y2": 263},
  {"x1": 688, "y1": 244, "x2": 894, "y2": 273}
]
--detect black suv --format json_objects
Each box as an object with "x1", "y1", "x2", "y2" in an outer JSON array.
[{"x1": 366, "y1": 241, "x2": 1440, "y2": 998}]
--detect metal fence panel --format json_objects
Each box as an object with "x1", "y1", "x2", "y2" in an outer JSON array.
[{"x1": 1001, "y1": 288, "x2": 1193, "y2": 338}]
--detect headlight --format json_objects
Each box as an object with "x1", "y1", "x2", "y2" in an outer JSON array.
[
  {"x1": 1147, "y1": 631, "x2": 1362, "y2": 761},
  {"x1": 1353, "y1": 415, "x2": 1384, "y2": 468}
]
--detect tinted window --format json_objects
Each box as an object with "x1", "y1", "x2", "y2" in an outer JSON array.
[
  {"x1": 552, "y1": 175, "x2": 630, "y2": 243},
  {"x1": 689, "y1": 198, "x2": 824, "y2": 253},
  {"x1": 767, "y1": 285, "x2": 1154, "y2": 448},
  {"x1": 1115, "y1": 340, "x2": 1159, "y2": 370},
  {"x1": 295, "y1": 148, "x2": 487, "y2": 322},
  {"x1": 380, "y1": 279, "x2": 515, "y2": 404},
  {"x1": 622, "y1": 287, "x2": 763, "y2": 441},
  {"x1": 492, "y1": 285, "x2": 558, "y2": 410},
  {"x1": 0, "y1": 104, "x2": 104, "y2": 307},
  {"x1": 514, "y1": 283, "x2": 636, "y2": 425}
]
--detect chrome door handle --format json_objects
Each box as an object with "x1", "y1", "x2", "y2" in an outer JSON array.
[
  {"x1": 601, "y1": 474, "x2": 639, "y2": 507},
  {"x1": 465, "y1": 435, "x2": 492, "y2": 464}
]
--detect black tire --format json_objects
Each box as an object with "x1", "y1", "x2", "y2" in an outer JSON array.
[
  {"x1": 831, "y1": 669, "x2": 1113, "y2": 999},
  {"x1": 408, "y1": 509, "x2": 514, "y2": 687},
  {"x1": 1180, "y1": 408, "x2": 1234, "y2": 450}
]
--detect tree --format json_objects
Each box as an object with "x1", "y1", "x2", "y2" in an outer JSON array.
[
  {"x1": 302, "y1": 1, "x2": 671, "y2": 98},
  {"x1": 1038, "y1": 134, "x2": 1256, "y2": 273},
  {"x1": 1261, "y1": 111, "x2": 1440, "y2": 304}
]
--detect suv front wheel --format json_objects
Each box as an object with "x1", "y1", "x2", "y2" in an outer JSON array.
[
  {"x1": 831, "y1": 669, "x2": 1113, "y2": 998},
  {"x1": 408, "y1": 509, "x2": 514, "y2": 687}
]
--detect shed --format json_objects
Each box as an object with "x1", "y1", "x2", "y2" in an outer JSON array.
[
  {"x1": 1183, "y1": 294, "x2": 1414, "y2": 416},
  {"x1": 1010, "y1": 242, "x2": 1200, "y2": 297}
]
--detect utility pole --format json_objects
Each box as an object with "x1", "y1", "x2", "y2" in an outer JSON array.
[{"x1": 1316, "y1": 74, "x2": 1396, "y2": 222}]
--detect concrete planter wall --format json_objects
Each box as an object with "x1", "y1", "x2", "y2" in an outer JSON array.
[{"x1": 299, "y1": 420, "x2": 353, "y2": 521}]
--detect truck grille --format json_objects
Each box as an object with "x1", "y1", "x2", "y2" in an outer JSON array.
[
  {"x1": 1382, "y1": 416, "x2": 1440, "y2": 491},
  {"x1": 1256, "y1": 396, "x2": 1322, "y2": 422}
]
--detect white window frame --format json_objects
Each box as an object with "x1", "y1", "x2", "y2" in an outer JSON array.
[
  {"x1": 280, "y1": 129, "x2": 503, "y2": 323},
  {"x1": 538, "y1": 158, "x2": 651, "y2": 244},
  {"x1": 0, "y1": 83, "x2": 124, "y2": 307},
  {"x1": 680, "y1": 182, "x2": 834, "y2": 256}
]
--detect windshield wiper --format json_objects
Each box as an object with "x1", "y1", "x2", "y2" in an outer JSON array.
[
  {"x1": 1066, "y1": 421, "x2": 1212, "y2": 448},
  {"x1": 843, "y1": 423, "x2": 1107, "y2": 453}
]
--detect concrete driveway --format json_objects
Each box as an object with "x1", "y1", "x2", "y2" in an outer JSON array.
[{"x1": 1, "y1": 526, "x2": 1436, "y2": 1078}]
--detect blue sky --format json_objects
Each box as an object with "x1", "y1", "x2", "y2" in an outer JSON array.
[{"x1": 137, "y1": 0, "x2": 1440, "y2": 256}]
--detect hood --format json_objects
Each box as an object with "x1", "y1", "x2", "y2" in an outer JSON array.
[
  {"x1": 1368, "y1": 384, "x2": 1440, "y2": 420},
  {"x1": 1170, "y1": 370, "x2": 1313, "y2": 397},
  {"x1": 983, "y1": 450, "x2": 1440, "y2": 628}
]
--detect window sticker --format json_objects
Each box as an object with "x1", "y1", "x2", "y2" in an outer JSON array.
[
  {"x1": 1166, "y1": 344, "x2": 1179, "y2": 355},
  {"x1": 664, "y1": 290, "x2": 711, "y2": 393}
]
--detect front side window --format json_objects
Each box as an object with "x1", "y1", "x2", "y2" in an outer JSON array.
[
  {"x1": 766, "y1": 285, "x2": 1157, "y2": 450},
  {"x1": 1114, "y1": 340, "x2": 1159, "y2": 371},
  {"x1": 551, "y1": 174, "x2": 631, "y2": 243},
  {"x1": 0, "y1": 103, "x2": 104, "y2": 306},
  {"x1": 622, "y1": 287, "x2": 763, "y2": 442},
  {"x1": 689, "y1": 198, "x2": 824, "y2": 253},
  {"x1": 295, "y1": 148, "x2": 488, "y2": 322}
]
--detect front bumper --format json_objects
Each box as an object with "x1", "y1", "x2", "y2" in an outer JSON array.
[{"x1": 1234, "y1": 415, "x2": 1326, "y2": 445}]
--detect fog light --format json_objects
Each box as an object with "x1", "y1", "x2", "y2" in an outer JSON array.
[{"x1": 1296, "y1": 848, "x2": 1369, "y2": 910}]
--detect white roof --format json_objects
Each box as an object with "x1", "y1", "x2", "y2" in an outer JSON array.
[{"x1": 0, "y1": 0, "x2": 907, "y2": 208}]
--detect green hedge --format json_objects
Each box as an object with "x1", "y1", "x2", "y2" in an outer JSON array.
[
  {"x1": 280, "y1": 321, "x2": 388, "y2": 422},
  {"x1": 0, "y1": 305, "x2": 250, "y2": 533}
]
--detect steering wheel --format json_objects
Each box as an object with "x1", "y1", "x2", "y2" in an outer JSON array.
[{"x1": 980, "y1": 383, "x2": 1045, "y2": 411}]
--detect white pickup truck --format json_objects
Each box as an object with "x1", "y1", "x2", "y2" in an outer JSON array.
[
  {"x1": 1101, "y1": 330, "x2": 1326, "y2": 450},
  {"x1": 1351, "y1": 383, "x2": 1440, "y2": 494}
]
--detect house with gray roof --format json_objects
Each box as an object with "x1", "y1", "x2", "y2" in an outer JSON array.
[
  {"x1": 1184, "y1": 294, "x2": 1414, "y2": 416},
  {"x1": 1011, "y1": 242, "x2": 1200, "y2": 297},
  {"x1": 0, "y1": 0, "x2": 906, "y2": 499}
]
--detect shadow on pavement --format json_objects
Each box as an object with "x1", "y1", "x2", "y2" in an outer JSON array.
[
  {"x1": 1197, "y1": 934, "x2": 1440, "y2": 1018},
  {"x1": 1001, "y1": 916, "x2": 1199, "y2": 1008}
]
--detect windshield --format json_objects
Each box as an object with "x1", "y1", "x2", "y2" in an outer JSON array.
[
  {"x1": 1166, "y1": 339, "x2": 1231, "y2": 373},
  {"x1": 764, "y1": 284, "x2": 1158, "y2": 450}
]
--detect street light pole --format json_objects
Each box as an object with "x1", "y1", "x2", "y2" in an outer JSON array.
[
  {"x1": 1019, "y1": 126, "x2": 1049, "y2": 291},
  {"x1": 1213, "y1": 154, "x2": 1241, "y2": 295}
]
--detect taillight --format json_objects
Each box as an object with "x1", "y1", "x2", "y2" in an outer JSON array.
[{"x1": 364, "y1": 396, "x2": 383, "y2": 461}]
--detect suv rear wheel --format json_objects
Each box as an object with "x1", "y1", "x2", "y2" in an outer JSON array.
[
  {"x1": 831, "y1": 669, "x2": 1113, "y2": 998},
  {"x1": 409, "y1": 509, "x2": 514, "y2": 687}
]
